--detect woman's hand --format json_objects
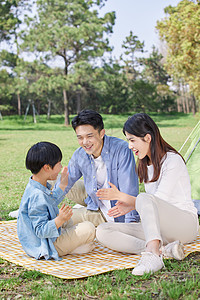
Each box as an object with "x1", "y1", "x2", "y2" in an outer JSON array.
[
  {"x1": 55, "y1": 204, "x2": 73, "y2": 229},
  {"x1": 59, "y1": 166, "x2": 69, "y2": 191},
  {"x1": 96, "y1": 182, "x2": 121, "y2": 201},
  {"x1": 108, "y1": 201, "x2": 135, "y2": 218}
]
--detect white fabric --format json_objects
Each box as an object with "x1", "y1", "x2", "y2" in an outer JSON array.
[
  {"x1": 9, "y1": 209, "x2": 19, "y2": 218},
  {"x1": 96, "y1": 194, "x2": 199, "y2": 255},
  {"x1": 93, "y1": 156, "x2": 114, "y2": 222},
  {"x1": 145, "y1": 152, "x2": 197, "y2": 215}
]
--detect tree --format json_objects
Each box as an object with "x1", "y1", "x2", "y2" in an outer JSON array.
[
  {"x1": 139, "y1": 47, "x2": 176, "y2": 112},
  {"x1": 0, "y1": 0, "x2": 21, "y2": 41},
  {"x1": 94, "y1": 59, "x2": 128, "y2": 113},
  {"x1": 121, "y1": 31, "x2": 145, "y2": 81},
  {"x1": 156, "y1": 0, "x2": 200, "y2": 110},
  {"x1": 0, "y1": 0, "x2": 30, "y2": 115},
  {"x1": 139, "y1": 46, "x2": 170, "y2": 85},
  {"x1": 20, "y1": 0, "x2": 115, "y2": 125}
]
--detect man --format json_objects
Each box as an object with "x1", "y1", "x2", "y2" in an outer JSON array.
[{"x1": 60, "y1": 109, "x2": 140, "y2": 226}]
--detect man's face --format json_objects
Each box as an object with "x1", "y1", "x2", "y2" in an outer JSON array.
[{"x1": 75, "y1": 125, "x2": 105, "y2": 158}]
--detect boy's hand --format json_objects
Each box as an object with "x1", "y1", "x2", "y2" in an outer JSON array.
[
  {"x1": 55, "y1": 204, "x2": 73, "y2": 229},
  {"x1": 59, "y1": 166, "x2": 69, "y2": 191}
]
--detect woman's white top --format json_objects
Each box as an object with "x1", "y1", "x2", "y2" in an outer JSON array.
[{"x1": 145, "y1": 152, "x2": 197, "y2": 216}]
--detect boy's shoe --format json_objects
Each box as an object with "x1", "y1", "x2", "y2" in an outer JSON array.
[
  {"x1": 132, "y1": 252, "x2": 164, "y2": 276},
  {"x1": 161, "y1": 240, "x2": 185, "y2": 260}
]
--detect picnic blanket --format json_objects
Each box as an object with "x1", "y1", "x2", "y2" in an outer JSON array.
[{"x1": 0, "y1": 220, "x2": 200, "y2": 279}]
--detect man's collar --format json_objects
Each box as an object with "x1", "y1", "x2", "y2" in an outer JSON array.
[{"x1": 101, "y1": 135, "x2": 109, "y2": 156}]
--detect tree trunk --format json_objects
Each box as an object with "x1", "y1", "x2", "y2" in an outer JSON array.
[
  {"x1": 37, "y1": 100, "x2": 40, "y2": 115},
  {"x1": 176, "y1": 83, "x2": 182, "y2": 112},
  {"x1": 47, "y1": 99, "x2": 51, "y2": 119},
  {"x1": 177, "y1": 96, "x2": 181, "y2": 112},
  {"x1": 184, "y1": 85, "x2": 190, "y2": 113},
  {"x1": 191, "y1": 94, "x2": 197, "y2": 115},
  {"x1": 63, "y1": 89, "x2": 69, "y2": 126},
  {"x1": 77, "y1": 91, "x2": 81, "y2": 114},
  {"x1": 17, "y1": 92, "x2": 21, "y2": 116},
  {"x1": 32, "y1": 101, "x2": 37, "y2": 124},
  {"x1": 181, "y1": 86, "x2": 186, "y2": 113}
]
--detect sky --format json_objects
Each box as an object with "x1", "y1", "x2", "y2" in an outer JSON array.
[
  {"x1": 99, "y1": 0, "x2": 181, "y2": 58},
  {"x1": 1, "y1": 0, "x2": 181, "y2": 67}
]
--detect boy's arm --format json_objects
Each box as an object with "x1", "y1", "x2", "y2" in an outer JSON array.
[
  {"x1": 58, "y1": 166, "x2": 69, "y2": 191},
  {"x1": 29, "y1": 202, "x2": 60, "y2": 239},
  {"x1": 28, "y1": 194, "x2": 71, "y2": 239},
  {"x1": 54, "y1": 151, "x2": 82, "y2": 195}
]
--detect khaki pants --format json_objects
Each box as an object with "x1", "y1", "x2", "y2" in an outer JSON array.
[
  {"x1": 96, "y1": 193, "x2": 199, "y2": 254},
  {"x1": 54, "y1": 219, "x2": 95, "y2": 256},
  {"x1": 66, "y1": 180, "x2": 106, "y2": 227}
]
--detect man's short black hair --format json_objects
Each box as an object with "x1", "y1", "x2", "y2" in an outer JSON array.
[
  {"x1": 71, "y1": 109, "x2": 104, "y2": 132},
  {"x1": 26, "y1": 142, "x2": 62, "y2": 174}
]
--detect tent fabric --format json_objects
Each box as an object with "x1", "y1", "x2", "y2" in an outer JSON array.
[{"x1": 182, "y1": 121, "x2": 200, "y2": 201}]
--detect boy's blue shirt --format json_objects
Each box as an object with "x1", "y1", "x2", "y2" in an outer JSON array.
[
  {"x1": 63, "y1": 135, "x2": 140, "y2": 222},
  {"x1": 17, "y1": 178, "x2": 65, "y2": 261}
]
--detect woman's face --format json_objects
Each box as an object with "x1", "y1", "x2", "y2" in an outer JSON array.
[{"x1": 125, "y1": 131, "x2": 151, "y2": 161}]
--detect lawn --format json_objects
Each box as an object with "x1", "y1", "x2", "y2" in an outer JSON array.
[{"x1": 0, "y1": 112, "x2": 200, "y2": 299}]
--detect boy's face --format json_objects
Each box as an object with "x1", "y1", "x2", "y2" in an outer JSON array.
[
  {"x1": 48, "y1": 161, "x2": 62, "y2": 180},
  {"x1": 75, "y1": 125, "x2": 105, "y2": 158}
]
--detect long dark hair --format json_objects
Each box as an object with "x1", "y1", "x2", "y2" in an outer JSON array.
[{"x1": 123, "y1": 113, "x2": 183, "y2": 183}]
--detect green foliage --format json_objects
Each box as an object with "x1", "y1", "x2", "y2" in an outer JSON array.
[
  {"x1": 156, "y1": 0, "x2": 200, "y2": 99},
  {"x1": 0, "y1": 69, "x2": 13, "y2": 100},
  {"x1": 0, "y1": 1, "x2": 198, "y2": 117},
  {"x1": 0, "y1": 0, "x2": 21, "y2": 41},
  {"x1": 18, "y1": 0, "x2": 115, "y2": 123},
  {"x1": 140, "y1": 46, "x2": 170, "y2": 86}
]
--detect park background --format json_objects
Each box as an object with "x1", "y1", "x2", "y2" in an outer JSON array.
[
  {"x1": 0, "y1": 0, "x2": 200, "y2": 299},
  {"x1": 0, "y1": 0, "x2": 199, "y2": 124}
]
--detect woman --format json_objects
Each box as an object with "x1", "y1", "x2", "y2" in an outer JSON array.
[{"x1": 96, "y1": 113, "x2": 199, "y2": 276}]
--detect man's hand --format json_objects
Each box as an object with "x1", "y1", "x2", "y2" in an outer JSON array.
[
  {"x1": 96, "y1": 182, "x2": 122, "y2": 201},
  {"x1": 108, "y1": 201, "x2": 134, "y2": 218},
  {"x1": 59, "y1": 166, "x2": 69, "y2": 191},
  {"x1": 55, "y1": 204, "x2": 73, "y2": 229}
]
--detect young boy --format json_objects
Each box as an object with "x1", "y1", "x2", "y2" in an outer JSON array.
[{"x1": 17, "y1": 142, "x2": 95, "y2": 260}]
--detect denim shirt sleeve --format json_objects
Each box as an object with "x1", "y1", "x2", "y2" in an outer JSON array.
[
  {"x1": 54, "y1": 150, "x2": 83, "y2": 196},
  {"x1": 28, "y1": 195, "x2": 60, "y2": 239},
  {"x1": 51, "y1": 185, "x2": 67, "y2": 206}
]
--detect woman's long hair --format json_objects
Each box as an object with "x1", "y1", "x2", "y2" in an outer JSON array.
[{"x1": 123, "y1": 113, "x2": 183, "y2": 183}]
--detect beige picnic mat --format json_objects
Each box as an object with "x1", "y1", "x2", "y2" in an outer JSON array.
[{"x1": 0, "y1": 220, "x2": 200, "y2": 279}]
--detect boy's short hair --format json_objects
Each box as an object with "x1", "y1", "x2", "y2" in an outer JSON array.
[
  {"x1": 71, "y1": 109, "x2": 104, "y2": 132},
  {"x1": 26, "y1": 142, "x2": 62, "y2": 174}
]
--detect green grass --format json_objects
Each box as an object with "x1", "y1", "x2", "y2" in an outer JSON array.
[{"x1": 0, "y1": 112, "x2": 200, "y2": 299}]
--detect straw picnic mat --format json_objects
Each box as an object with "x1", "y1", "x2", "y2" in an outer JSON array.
[{"x1": 0, "y1": 221, "x2": 200, "y2": 279}]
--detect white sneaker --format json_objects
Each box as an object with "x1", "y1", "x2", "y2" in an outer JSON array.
[
  {"x1": 132, "y1": 252, "x2": 164, "y2": 276},
  {"x1": 161, "y1": 240, "x2": 185, "y2": 260}
]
